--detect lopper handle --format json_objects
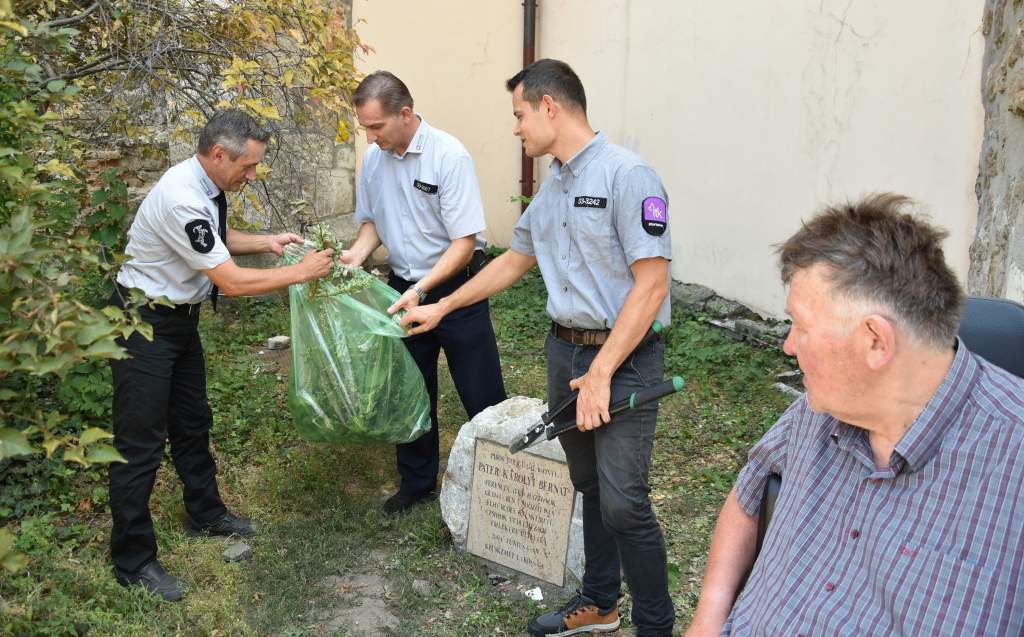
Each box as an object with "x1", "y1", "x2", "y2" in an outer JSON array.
[
  {"x1": 609, "y1": 376, "x2": 683, "y2": 415},
  {"x1": 546, "y1": 376, "x2": 684, "y2": 440}
]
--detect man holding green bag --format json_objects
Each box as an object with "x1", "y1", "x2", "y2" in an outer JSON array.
[{"x1": 342, "y1": 71, "x2": 507, "y2": 515}]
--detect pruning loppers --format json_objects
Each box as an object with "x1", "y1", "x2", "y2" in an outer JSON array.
[{"x1": 508, "y1": 375, "x2": 684, "y2": 454}]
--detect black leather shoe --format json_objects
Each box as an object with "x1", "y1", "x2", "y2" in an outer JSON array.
[
  {"x1": 186, "y1": 510, "x2": 258, "y2": 538},
  {"x1": 382, "y1": 490, "x2": 437, "y2": 516},
  {"x1": 114, "y1": 560, "x2": 187, "y2": 602}
]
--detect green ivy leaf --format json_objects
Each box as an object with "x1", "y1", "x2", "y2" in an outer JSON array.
[
  {"x1": 41, "y1": 435, "x2": 63, "y2": 458},
  {"x1": 84, "y1": 444, "x2": 126, "y2": 464},
  {"x1": 62, "y1": 445, "x2": 87, "y2": 466},
  {"x1": 83, "y1": 339, "x2": 128, "y2": 359},
  {"x1": 0, "y1": 427, "x2": 32, "y2": 460},
  {"x1": 79, "y1": 427, "x2": 114, "y2": 447}
]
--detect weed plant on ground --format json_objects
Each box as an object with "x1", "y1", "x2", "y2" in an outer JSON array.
[{"x1": 1, "y1": 272, "x2": 794, "y2": 635}]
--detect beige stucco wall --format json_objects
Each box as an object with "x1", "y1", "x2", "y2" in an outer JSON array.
[
  {"x1": 352, "y1": 0, "x2": 525, "y2": 247},
  {"x1": 353, "y1": 0, "x2": 985, "y2": 317}
]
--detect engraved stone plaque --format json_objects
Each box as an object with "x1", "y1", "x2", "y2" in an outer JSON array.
[{"x1": 466, "y1": 438, "x2": 576, "y2": 586}]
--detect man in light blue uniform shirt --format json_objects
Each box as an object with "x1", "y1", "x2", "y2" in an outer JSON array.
[
  {"x1": 401, "y1": 59, "x2": 675, "y2": 637},
  {"x1": 342, "y1": 71, "x2": 506, "y2": 515}
]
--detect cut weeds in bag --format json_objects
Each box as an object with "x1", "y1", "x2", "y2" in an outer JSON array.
[{"x1": 282, "y1": 228, "x2": 430, "y2": 444}]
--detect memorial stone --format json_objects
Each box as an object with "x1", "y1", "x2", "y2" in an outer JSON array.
[
  {"x1": 440, "y1": 397, "x2": 584, "y2": 586},
  {"x1": 467, "y1": 438, "x2": 575, "y2": 585}
]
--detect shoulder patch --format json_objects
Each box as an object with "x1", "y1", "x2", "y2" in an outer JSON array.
[
  {"x1": 185, "y1": 219, "x2": 215, "y2": 253},
  {"x1": 641, "y1": 197, "x2": 667, "y2": 236},
  {"x1": 413, "y1": 179, "x2": 438, "y2": 194}
]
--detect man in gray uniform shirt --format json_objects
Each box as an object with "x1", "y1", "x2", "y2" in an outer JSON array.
[
  {"x1": 110, "y1": 109, "x2": 334, "y2": 601},
  {"x1": 343, "y1": 71, "x2": 506, "y2": 515},
  {"x1": 401, "y1": 59, "x2": 675, "y2": 637}
]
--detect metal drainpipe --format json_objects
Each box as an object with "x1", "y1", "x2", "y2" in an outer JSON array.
[{"x1": 520, "y1": 0, "x2": 537, "y2": 213}]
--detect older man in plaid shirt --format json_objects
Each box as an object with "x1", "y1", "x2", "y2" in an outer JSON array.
[{"x1": 685, "y1": 193, "x2": 1024, "y2": 637}]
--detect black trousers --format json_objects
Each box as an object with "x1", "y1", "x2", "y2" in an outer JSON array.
[
  {"x1": 108, "y1": 293, "x2": 226, "y2": 574},
  {"x1": 388, "y1": 268, "x2": 507, "y2": 496}
]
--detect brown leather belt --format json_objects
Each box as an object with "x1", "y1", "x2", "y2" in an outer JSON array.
[{"x1": 552, "y1": 322, "x2": 610, "y2": 346}]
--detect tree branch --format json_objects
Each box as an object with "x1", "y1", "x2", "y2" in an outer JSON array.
[{"x1": 42, "y1": 2, "x2": 100, "y2": 29}]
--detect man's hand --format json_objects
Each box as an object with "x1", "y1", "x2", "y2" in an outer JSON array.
[
  {"x1": 398, "y1": 302, "x2": 448, "y2": 336},
  {"x1": 267, "y1": 232, "x2": 303, "y2": 257},
  {"x1": 569, "y1": 370, "x2": 612, "y2": 431},
  {"x1": 387, "y1": 287, "x2": 421, "y2": 315},
  {"x1": 300, "y1": 248, "x2": 335, "y2": 281},
  {"x1": 339, "y1": 249, "x2": 365, "y2": 268}
]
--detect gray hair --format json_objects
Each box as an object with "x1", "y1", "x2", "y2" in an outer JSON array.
[
  {"x1": 353, "y1": 71, "x2": 414, "y2": 115},
  {"x1": 778, "y1": 193, "x2": 964, "y2": 349},
  {"x1": 197, "y1": 109, "x2": 270, "y2": 159}
]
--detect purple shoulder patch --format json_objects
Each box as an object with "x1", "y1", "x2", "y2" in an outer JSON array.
[{"x1": 641, "y1": 197, "x2": 667, "y2": 236}]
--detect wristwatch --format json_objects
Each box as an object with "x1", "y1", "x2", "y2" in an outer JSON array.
[{"x1": 412, "y1": 284, "x2": 427, "y2": 302}]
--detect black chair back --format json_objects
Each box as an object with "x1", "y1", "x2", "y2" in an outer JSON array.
[{"x1": 958, "y1": 296, "x2": 1024, "y2": 379}]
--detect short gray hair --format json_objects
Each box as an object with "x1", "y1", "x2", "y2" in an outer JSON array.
[
  {"x1": 197, "y1": 109, "x2": 270, "y2": 159},
  {"x1": 353, "y1": 71, "x2": 414, "y2": 115},
  {"x1": 778, "y1": 193, "x2": 964, "y2": 348}
]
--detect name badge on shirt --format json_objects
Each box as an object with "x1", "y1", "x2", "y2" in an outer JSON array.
[
  {"x1": 641, "y1": 197, "x2": 668, "y2": 236},
  {"x1": 413, "y1": 179, "x2": 438, "y2": 195},
  {"x1": 574, "y1": 196, "x2": 608, "y2": 209}
]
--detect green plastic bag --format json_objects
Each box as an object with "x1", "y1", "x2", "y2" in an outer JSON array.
[{"x1": 283, "y1": 244, "x2": 430, "y2": 445}]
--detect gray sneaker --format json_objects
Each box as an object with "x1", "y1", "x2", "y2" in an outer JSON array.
[{"x1": 527, "y1": 591, "x2": 620, "y2": 636}]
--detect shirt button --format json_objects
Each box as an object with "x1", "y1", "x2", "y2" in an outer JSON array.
[
  {"x1": 850, "y1": 529, "x2": 860, "y2": 539},
  {"x1": 562, "y1": 286, "x2": 568, "y2": 292},
  {"x1": 561, "y1": 255, "x2": 566, "y2": 260},
  {"x1": 824, "y1": 582, "x2": 835, "y2": 592},
  {"x1": 561, "y1": 221, "x2": 567, "y2": 227},
  {"x1": 563, "y1": 188, "x2": 568, "y2": 194}
]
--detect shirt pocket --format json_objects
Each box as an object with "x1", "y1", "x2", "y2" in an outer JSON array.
[
  {"x1": 884, "y1": 544, "x2": 995, "y2": 637},
  {"x1": 571, "y1": 195, "x2": 615, "y2": 262}
]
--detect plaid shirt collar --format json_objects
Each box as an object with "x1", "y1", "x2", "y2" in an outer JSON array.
[{"x1": 830, "y1": 337, "x2": 979, "y2": 475}]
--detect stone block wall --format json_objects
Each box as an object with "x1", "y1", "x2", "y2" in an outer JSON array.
[{"x1": 973, "y1": 0, "x2": 1024, "y2": 302}]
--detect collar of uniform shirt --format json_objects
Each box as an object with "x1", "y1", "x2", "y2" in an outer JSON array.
[
  {"x1": 187, "y1": 154, "x2": 223, "y2": 200},
  {"x1": 388, "y1": 114, "x2": 430, "y2": 159},
  {"x1": 550, "y1": 130, "x2": 608, "y2": 178},
  {"x1": 828, "y1": 337, "x2": 977, "y2": 476}
]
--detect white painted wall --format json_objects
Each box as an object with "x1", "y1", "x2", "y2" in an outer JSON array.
[{"x1": 352, "y1": 0, "x2": 986, "y2": 317}]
